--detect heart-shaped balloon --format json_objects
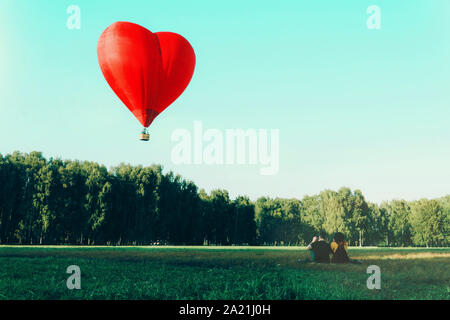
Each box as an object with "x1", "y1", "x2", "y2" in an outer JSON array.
[{"x1": 97, "y1": 21, "x2": 196, "y2": 128}]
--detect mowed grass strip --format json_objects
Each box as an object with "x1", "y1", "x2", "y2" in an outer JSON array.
[{"x1": 0, "y1": 246, "x2": 448, "y2": 300}]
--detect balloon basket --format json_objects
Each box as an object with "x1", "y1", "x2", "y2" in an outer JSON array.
[{"x1": 139, "y1": 133, "x2": 150, "y2": 141}]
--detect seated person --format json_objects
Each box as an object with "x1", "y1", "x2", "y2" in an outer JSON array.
[
  {"x1": 305, "y1": 231, "x2": 331, "y2": 263},
  {"x1": 330, "y1": 232, "x2": 362, "y2": 264}
]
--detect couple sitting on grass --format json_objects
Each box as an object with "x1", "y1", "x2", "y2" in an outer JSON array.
[{"x1": 299, "y1": 231, "x2": 362, "y2": 264}]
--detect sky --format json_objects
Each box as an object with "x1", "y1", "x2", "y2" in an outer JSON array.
[{"x1": 0, "y1": 0, "x2": 449, "y2": 203}]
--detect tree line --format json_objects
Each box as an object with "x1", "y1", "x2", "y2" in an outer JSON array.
[{"x1": 0, "y1": 151, "x2": 448, "y2": 247}]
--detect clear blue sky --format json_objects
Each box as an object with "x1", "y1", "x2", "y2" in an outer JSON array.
[{"x1": 1, "y1": 0, "x2": 449, "y2": 203}]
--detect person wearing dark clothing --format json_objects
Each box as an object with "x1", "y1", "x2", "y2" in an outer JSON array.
[
  {"x1": 330, "y1": 232, "x2": 362, "y2": 264},
  {"x1": 306, "y1": 231, "x2": 331, "y2": 263}
]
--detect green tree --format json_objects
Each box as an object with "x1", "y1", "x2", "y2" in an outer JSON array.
[
  {"x1": 409, "y1": 199, "x2": 447, "y2": 247},
  {"x1": 385, "y1": 200, "x2": 412, "y2": 246}
]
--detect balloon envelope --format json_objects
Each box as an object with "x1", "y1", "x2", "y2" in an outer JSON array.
[{"x1": 97, "y1": 22, "x2": 196, "y2": 128}]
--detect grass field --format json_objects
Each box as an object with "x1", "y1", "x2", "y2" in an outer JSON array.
[{"x1": 0, "y1": 246, "x2": 449, "y2": 300}]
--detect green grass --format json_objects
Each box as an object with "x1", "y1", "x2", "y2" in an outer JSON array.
[{"x1": 0, "y1": 246, "x2": 449, "y2": 300}]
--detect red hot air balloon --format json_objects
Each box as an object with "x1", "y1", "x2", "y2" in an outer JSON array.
[{"x1": 97, "y1": 22, "x2": 196, "y2": 141}]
